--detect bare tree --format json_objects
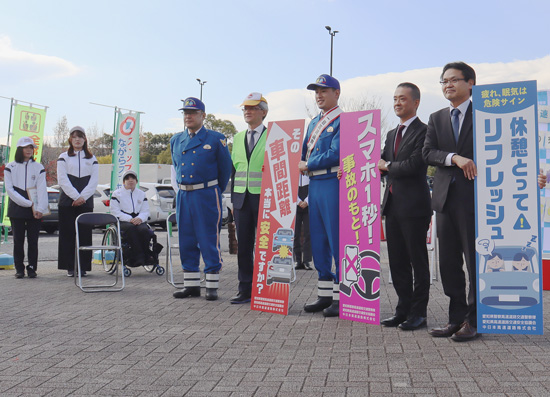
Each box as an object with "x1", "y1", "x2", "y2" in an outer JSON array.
[{"x1": 52, "y1": 116, "x2": 69, "y2": 148}]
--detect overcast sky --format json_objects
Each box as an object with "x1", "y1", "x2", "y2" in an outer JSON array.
[{"x1": 1, "y1": 0, "x2": 550, "y2": 140}]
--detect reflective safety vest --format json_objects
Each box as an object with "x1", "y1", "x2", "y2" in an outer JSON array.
[{"x1": 232, "y1": 128, "x2": 266, "y2": 194}]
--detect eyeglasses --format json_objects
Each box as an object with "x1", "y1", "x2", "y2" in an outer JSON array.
[
  {"x1": 242, "y1": 106, "x2": 261, "y2": 112},
  {"x1": 439, "y1": 78, "x2": 466, "y2": 86}
]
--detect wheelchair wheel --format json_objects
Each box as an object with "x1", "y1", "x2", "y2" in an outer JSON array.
[
  {"x1": 155, "y1": 266, "x2": 165, "y2": 276},
  {"x1": 124, "y1": 266, "x2": 132, "y2": 277},
  {"x1": 101, "y1": 226, "x2": 119, "y2": 274}
]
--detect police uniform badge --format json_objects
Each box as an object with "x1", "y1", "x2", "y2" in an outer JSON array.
[
  {"x1": 203, "y1": 144, "x2": 212, "y2": 150},
  {"x1": 327, "y1": 127, "x2": 334, "y2": 133},
  {"x1": 220, "y1": 139, "x2": 227, "y2": 147}
]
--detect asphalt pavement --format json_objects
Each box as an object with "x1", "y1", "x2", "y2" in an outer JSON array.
[{"x1": 1, "y1": 229, "x2": 550, "y2": 396}]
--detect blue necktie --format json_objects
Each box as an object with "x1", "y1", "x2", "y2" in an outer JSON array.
[{"x1": 451, "y1": 108, "x2": 460, "y2": 144}]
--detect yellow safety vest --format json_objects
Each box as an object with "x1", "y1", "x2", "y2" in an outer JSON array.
[{"x1": 232, "y1": 129, "x2": 266, "y2": 194}]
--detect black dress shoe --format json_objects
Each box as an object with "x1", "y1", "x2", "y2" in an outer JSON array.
[
  {"x1": 428, "y1": 323, "x2": 462, "y2": 337},
  {"x1": 304, "y1": 297, "x2": 332, "y2": 313},
  {"x1": 323, "y1": 301, "x2": 339, "y2": 317},
  {"x1": 303, "y1": 262, "x2": 312, "y2": 270},
  {"x1": 230, "y1": 292, "x2": 251, "y2": 304},
  {"x1": 451, "y1": 322, "x2": 480, "y2": 342},
  {"x1": 205, "y1": 288, "x2": 218, "y2": 301},
  {"x1": 15, "y1": 272, "x2": 24, "y2": 279},
  {"x1": 26, "y1": 266, "x2": 37, "y2": 278},
  {"x1": 295, "y1": 263, "x2": 306, "y2": 270},
  {"x1": 398, "y1": 316, "x2": 427, "y2": 330},
  {"x1": 67, "y1": 271, "x2": 74, "y2": 277},
  {"x1": 380, "y1": 315, "x2": 406, "y2": 327},
  {"x1": 173, "y1": 287, "x2": 201, "y2": 299}
]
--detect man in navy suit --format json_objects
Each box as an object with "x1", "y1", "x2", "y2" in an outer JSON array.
[
  {"x1": 422, "y1": 62, "x2": 479, "y2": 341},
  {"x1": 378, "y1": 82, "x2": 432, "y2": 330}
]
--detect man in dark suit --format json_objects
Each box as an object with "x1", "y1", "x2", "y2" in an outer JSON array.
[
  {"x1": 422, "y1": 61, "x2": 479, "y2": 341},
  {"x1": 378, "y1": 82, "x2": 432, "y2": 331},
  {"x1": 229, "y1": 93, "x2": 269, "y2": 304}
]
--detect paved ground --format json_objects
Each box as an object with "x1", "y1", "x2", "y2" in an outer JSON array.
[{"x1": 1, "y1": 231, "x2": 550, "y2": 396}]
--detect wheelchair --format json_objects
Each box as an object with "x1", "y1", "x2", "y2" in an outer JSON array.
[{"x1": 101, "y1": 223, "x2": 165, "y2": 277}]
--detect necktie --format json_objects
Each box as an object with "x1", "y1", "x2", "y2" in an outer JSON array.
[
  {"x1": 189, "y1": 131, "x2": 195, "y2": 138},
  {"x1": 394, "y1": 124, "x2": 405, "y2": 157},
  {"x1": 451, "y1": 108, "x2": 460, "y2": 143},
  {"x1": 248, "y1": 131, "x2": 255, "y2": 154}
]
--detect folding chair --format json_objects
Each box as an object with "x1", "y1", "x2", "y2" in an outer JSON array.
[
  {"x1": 165, "y1": 212, "x2": 184, "y2": 288},
  {"x1": 75, "y1": 212, "x2": 125, "y2": 292}
]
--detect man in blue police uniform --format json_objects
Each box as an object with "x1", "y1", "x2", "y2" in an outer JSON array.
[
  {"x1": 171, "y1": 97, "x2": 232, "y2": 301},
  {"x1": 298, "y1": 74, "x2": 342, "y2": 317}
]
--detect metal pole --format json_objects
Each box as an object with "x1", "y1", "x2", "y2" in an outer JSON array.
[
  {"x1": 1, "y1": 98, "x2": 14, "y2": 242},
  {"x1": 330, "y1": 34, "x2": 334, "y2": 76}
]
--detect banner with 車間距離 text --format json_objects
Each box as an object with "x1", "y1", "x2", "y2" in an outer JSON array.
[
  {"x1": 474, "y1": 80, "x2": 543, "y2": 335},
  {"x1": 251, "y1": 119, "x2": 305, "y2": 315}
]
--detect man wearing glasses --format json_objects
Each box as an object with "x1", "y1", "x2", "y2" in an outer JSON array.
[
  {"x1": 229, "y1": 93, "x2": 269, "y2": 304},
  {"x1": 423, "y1": 62, "x2": 479, "y2": 341},
  {"x1": 171, "y1": 97, "x2": 232, "y2": 301}
]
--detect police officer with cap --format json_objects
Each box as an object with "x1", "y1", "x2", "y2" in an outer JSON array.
[
  {"x1": 230, "y1": 92, "x2": 268, "y2": 304},
  {"x1": 298, "y1": 74, "x2": 342, "y2": 317},
  {"x1": 171, "y1": 97, "x2": 232, "y2": 301}
]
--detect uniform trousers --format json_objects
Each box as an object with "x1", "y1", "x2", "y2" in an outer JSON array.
[
  {"x1": 120, "y1": 222, "x2": 151, "y2": 264},
  {"x1": 11, "y1": 217, "x2": 41, "y2": 273},
  {"x1": 58, "y1": 206, "x2": 93, "y2": 272},
  {"x1": 177, "y1": 186, "x2": 223, "y2": 273},
  {"x1": 309, "y1": 175, "x2": 339, "y2": 282}
]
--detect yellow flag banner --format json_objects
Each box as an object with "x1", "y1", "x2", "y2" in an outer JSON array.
[{"x1": 1, "y1": 104, "x2": 47, "y2": 226}]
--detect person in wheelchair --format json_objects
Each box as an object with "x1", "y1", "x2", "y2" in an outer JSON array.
[{"x1": 110, "y1": 170, "x2": 158, "y2": 268}]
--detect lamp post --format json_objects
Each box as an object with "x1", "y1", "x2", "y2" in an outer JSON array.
[
  {"x1": 196, "y1": 78, "x2": 207, "y2": 101},
  {"x1": 325, "y1": 26, "x2": 339, "y2": 76}
]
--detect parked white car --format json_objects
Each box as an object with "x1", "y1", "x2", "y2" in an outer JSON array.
[
  {"x1": 140, "y1": 182, "x2": 176, "y2": 228},
  {"x1": 93, "y1": 184, "x2": 111, "y2": 213}
]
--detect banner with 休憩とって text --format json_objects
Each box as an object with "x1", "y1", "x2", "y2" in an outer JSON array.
[{"x1": 473, "y1": 80, "x2": 543, "y2": 335}]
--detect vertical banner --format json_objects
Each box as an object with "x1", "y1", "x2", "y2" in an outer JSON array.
[
  {"x1": 537, "y1": 90, "x2": 550, "y2": 254},
  {"x1": 251, "y1": 119, "x2": 305, "y2": 315},
  {"x1": 2, "y1": 104, "x2": 47, "y2": 226},
  {"x1": 9, "y1": 104, "x2": 47, "y2": 162},
  {"x1": 474, "y1": 80, "x2": 543, "y2": 335},
  {"x1": 111, "y1": 111, "x2": 140, "y2": 191},
  {"x1": 339, "y1": 110, "x2": 381, "y2": 324}
]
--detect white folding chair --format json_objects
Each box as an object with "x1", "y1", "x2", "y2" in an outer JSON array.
[
  {"x1": 75, "y1": 212, "x2": 125, "y2": 292},
  {"x1": 165, "y1": 212, "x2": 184, "y2": 288}
]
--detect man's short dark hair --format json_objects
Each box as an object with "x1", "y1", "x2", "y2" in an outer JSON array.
[
  {"x1": 441, "y1": 61, "x2": 476, "y2": 85},
  {"x1": 488, "y1": 252, "x2": 502, "y2": 261},
  {"x1": 397, "y1": 82, "x2": 421, "y2": 101},
  {"x1": 513, "y1": 252, "x2": 529, "y2": 262}
]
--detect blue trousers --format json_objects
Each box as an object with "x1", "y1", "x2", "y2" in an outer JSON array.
[
  {"x1": 176, "y1": 186, "x2": 223, "y2": 273},
  {"x1": 309, "y1": 175, "x2": 339, "y2": 282}
]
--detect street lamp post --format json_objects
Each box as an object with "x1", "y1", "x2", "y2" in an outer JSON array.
[
  {"x1": 325, "y1": 26, "x2": 339, "y2": 76},
  {"x1": 196, "y1": 78, "x2": 207, "y2": 101}
]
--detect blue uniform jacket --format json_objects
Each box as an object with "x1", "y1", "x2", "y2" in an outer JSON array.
[
  {"x1": 301, "y1": 112, "x2": 340, "y2": 179},
  {"x1": 170, "y1": 126, "x2": 232, "y2": 192}
]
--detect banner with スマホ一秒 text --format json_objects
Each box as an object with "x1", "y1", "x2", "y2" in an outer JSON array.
[{"x1": 339, "y1": 110, "x2": 381, "y2": 324}]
